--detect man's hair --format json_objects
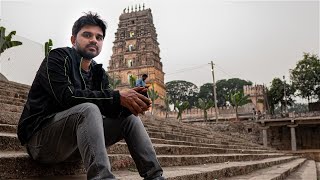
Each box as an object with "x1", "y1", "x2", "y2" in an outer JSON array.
[
  {"x1": 72, "y1": 12, "x2": 107, "y2": 38},
  {"x1": 142, "y1": 74, "x2": 148, "y2": 78}
]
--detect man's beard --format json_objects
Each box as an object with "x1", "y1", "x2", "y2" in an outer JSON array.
[{"x1": 75, "y1": 41, "x2": 99, "y2": 60}]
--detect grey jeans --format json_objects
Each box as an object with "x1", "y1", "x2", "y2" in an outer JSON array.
[{"x1": 26, "y1": 103, "x2": 163, "y2": 180}]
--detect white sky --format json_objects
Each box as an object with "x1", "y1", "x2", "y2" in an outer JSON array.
[{"x1": 0, "y1": 0, "x2": 319, "y2": 87}]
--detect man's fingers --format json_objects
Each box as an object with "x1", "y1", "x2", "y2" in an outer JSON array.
[
  {"x1": 134, "y1": 97, "x2": 149, "y2": 110},
  {"x1": 137, "y1": 93, "x2": 151, "y2": 104},
  {"x1": 130, "y1": 101, "x2": 144, "y2": 115}
]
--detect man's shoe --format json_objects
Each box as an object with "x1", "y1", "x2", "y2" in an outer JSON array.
[{"x1": 151, "y1": 176, "x2": 165, "y2": 180}]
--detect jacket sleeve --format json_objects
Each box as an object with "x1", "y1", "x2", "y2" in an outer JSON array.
[{"x1": 38, "y1": 48, "x2": 121, "y2": 116}]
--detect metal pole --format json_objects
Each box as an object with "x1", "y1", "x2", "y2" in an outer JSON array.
[{"x1": 211, "y1": 61, "x2": 219, "y2": 122}]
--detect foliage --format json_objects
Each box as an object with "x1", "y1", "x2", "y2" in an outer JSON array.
[
  {"x1": 107, "y1": 73, "x2": 121, "y2": 89},
  {"x1": 290, "y1": 53, "x2": 320, "y2": 102},
  {"x1": 216, "y1": 78, "x2": 252, "y2": 106},
  {"x1": 160, "y1": 94, "x2": 171, "y2": 118},
  {"x1": 0, "y1": 26, "x2": 22, "y2": 56},
  {"x1": 147, "y1": 84, "x2": 159, "y2": 114},
  {"x1": 230, "y1": 91, "x2": 251, "y2": 120},
  {"x1": 267, "y1": 77, "x2": 295, "y2": 114},
  {"x1": 175, "y1": 101, "x2": 189, "y2": 121},
  {"x1": 197, "y1": 98, "x2": 214, "y2": 121},
  {"x1": 166, "y1": 80, "x2": 198, "y2": 109},
  {"x1": 128, "y1": 75, "x2": 137, "y2": 88},
  {"x1": 198, "y1": 83, "x2": 214, "y2": 101},
  {"x1": 45, "y1": 39, "x2": 53, "y2": 57}
]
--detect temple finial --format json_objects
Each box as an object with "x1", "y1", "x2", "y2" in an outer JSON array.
[
  {"x1": 135, "y1": 4, "x2": 137, "y2": 11},
  {"x1": 131, "y1": 5, "x2": 133, "y2": 12},
  {"x1": 143, "y1": 3, "x2": 145, "y2": 10},
  {"x1": 127, "y1": 6, "x2": 129, "y2": 13},
  {"x1": 139, "y1": 4, "x2": 141, "y2": 11}
]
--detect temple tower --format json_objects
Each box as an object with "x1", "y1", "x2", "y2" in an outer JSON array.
[{"x1": 107, "y1": 5, "x2": 165, "y2": 106}]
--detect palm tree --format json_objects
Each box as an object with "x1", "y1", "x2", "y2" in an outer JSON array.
[
  {"x1": 128, "y1": 75, "x2": 137, "y2": 88},
  {"x1": 44, "y1": 39, "x2": 53, "y2": 57},
  {"x1": 175, "y1": 101, "x2": 189, "y2": 121},
  {"x1": 230, "y1": 91, "x2": 251, "y2": 120},
  {"x1": 0, "y1": 26, "x2": 22, "y2": 56},
  {"x1": 197, "y1": 98, "x2": 214, "y2": 121},
  {"x1": 147, "y1": 83, "x2": 159, "y2": 114},
  {"x1": 160, "y1": 94, "x2": 171, "y2": 118}
]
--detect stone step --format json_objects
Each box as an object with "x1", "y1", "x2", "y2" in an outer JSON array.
[
  {"x1": 150, "y1": 138, "x2": 270, "y2": 150},
  {"x1": 0, "y1": 151, "x2": 287, "y2": 179},
  {"x1": 0, "y1": 95, "x2": 26, "y2": 106},
  {"x1": 0, "y1": 103, "x2": 23, "y2": 113},
  {"x1": 286, "y1": 160, "x2": 317, "y2": 180},
  {"x1": 0, "y1": 80, "x2": 30, "y2": 89},
  {"x1": 0, "y1": 89, "x2": 28, "y2": 100},
  {"x1": 0, "y1": 133, "x2": 274, "y2": 155},
  {"x1": 142, "y1": 118, "x2": 256, "y2": 145},
  {"x1": 18, "y1": 156, "x2": 299, "y2": 180},
  {"x1": 225, "y1": 158, "x2": 306, "y2": 180},
  {"x1": 145, "y1": 126, "x2": 252, "y2": 145},
  {"x1": 147, "y1": 131, "x2": 262, "y2": 148},
  {"x1": 0, "y1": 125, "x2": 268, "y2": 152},
  {"x1": 0, "y1": 111, "x2": 21, "y2": 125},
  {"x1": 0, "y1": 123, "x2": 17, "y2": 133}
]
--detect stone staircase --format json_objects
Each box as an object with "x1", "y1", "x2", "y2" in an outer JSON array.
[{"x1": 0, "y1": 79, "x2": 318, "y2": 180}]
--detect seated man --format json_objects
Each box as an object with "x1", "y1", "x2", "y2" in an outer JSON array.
[
  {"x1": 136, "y1": 74, "x2": 148, "y2": 88},
  {"x1": 17, "y1": 12, "x2": 164, "y2": 180}
]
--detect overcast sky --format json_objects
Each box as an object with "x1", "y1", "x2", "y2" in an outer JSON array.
[{"x1": 0, "y1": 0, "x2": 319, "y2": 87}]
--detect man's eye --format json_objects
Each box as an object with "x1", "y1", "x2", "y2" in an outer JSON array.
[
  {"x1": 96, "y1": 36, "x2": 103, "y2": 41},
  {"x1": 83, "y1": 33, "x2": 92, "y2": 38}
]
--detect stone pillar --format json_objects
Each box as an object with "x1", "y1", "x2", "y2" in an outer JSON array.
[
  {"x1": 261, "y1": 126, "x2": 269, "y2": 147},
  {"x1": 288, "y1": 125, "x2": 298, "y2": 151}
]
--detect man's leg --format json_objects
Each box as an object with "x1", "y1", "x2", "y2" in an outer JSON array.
[
  {"x1": 103, "y1": 114, "x2": 163, "y2": 180},
  {"x1": 27, "y1": 103, "x2": 116, "y2": 180}
]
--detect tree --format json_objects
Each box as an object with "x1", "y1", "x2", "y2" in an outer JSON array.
[
  {"x1": 230, "y1": 91, "x2": 251, "y2": 120},
  {"x1": 267, "y1": 77, "x2": 295, "y2": 115},
  {"x1": 216, "y1": 78, "x2": 252, "y2": 106},
  {"x1": 198, "y1": 83, "x2": 214, "y2": 101},
  {"x1": 0, "y1": 26, "x2": 22, "y2": 56},
  {"x1": 128, "y1": 75, "x2": 137, "y2": 88},
  {"x1": 166, "y1": 80, "x2": 198, "y2": 109},
  {"x1": 291, "y1": 53, "x2": 320, "y2": 102},
  {"x1": 175, "y1": 101, "x2": 189, "y2": 121},
  {"x1": 147, "y1": 84, "x2": 159, "y2": 114},
  {"x1": 107, "y1": 73, "x2": 121, "y2": 89},
  {"x1": 45, "y1": 39, "x2": 53, "y2": 57},
  {"x1": 160, "y1": 94, "x2": 171, "y2": 118},
  {"x1": 197, "y1": 98, "x2": 214, "y2": 121}
]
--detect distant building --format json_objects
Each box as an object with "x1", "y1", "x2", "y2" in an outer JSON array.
[
  {"x1": 243, "y1": 84, "x2": 267, "y2": 113},
  {"x1": 107, "y1": 5, "x2": 166, "y2": 106}
]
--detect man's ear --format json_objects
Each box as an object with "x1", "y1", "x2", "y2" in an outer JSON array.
[{"x1": 71, "y1": 35, "x2": 76, "y2": 46}]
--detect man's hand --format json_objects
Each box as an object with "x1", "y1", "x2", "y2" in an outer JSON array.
[{"x1": 120, "y1": 89, "x2": 151, "y2": 116}]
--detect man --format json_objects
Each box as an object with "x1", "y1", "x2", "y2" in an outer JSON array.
[
  {"x1": 136, "y1": 74, "x2": 148, "y2": 87},
  {"x1": 17, "y1": 12, "x2": 164, "y2": 180}
]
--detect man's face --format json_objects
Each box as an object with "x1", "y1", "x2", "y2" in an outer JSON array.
[
  {"x1": 71, "y1": 25, "x2": 104, "y2": 60},
  {"x1": 143, "y1": 76, "x2": 147, "y2": 81}
]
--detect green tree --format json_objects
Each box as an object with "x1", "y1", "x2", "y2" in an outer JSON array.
[
  {"x1": 197, "y1": 98, "x2": 214, "y2": 121},
  {"x1": 175, "y1": 101, "x2": 189, "y2": 121},
  {"x1": 147, "y1": 84, "x2": 159, "y2": 114},
  {"x1": 291, "y1": 53, "x2": 320, "y2": 102},
  {"x1": 267, "y1": 77, "x2": 295, "y2": 114},
  {"x1": 230, "y1": 91, "x2": 251, "y2": 120},
  {"x1": 160, "y1": 94, "x2": 171, "y2": 118},
  {"x1": 0, "y1": 26, "x2": 22, "y2": 56},
  {"x1": 128, "y1": 75, "x2": 137, "y2": 88},
  {"x1": 166, "y1": 80, "x2": 198, "y2": 109},
  {"x1": 216, "y1": 78, "x2": 252, "y2": 106},
  {"x1": 107, "y1": 73, "x2": 121, "y2": 89},
  {"x1": 198, "y1": 83, "x2": 214, "y2": 101},
  {"x1": 44, "y1": 39, "x2": 53, "y2": 57}
]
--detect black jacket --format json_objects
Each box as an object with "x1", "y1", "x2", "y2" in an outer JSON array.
[{"x1": 18, "y1": 47, "x2": 123, "y2": 145}]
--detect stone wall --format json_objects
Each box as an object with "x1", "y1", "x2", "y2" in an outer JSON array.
[{"x1": 268, "y1": 125, "x2": 320, "y2": 150}]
